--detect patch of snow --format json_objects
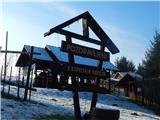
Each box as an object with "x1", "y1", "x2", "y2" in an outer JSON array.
[
  {"x1": 111, "y1": 77, "x2": 119, "y2": 82},
  {"x1": 103, "y1": 61, "x2": 119, "y2": 71},
  {"x1": 1, "y1": 85, "x2": 160, "y2": 120}
]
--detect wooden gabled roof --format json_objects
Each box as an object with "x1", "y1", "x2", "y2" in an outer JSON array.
[
  {"x1": 44, "y1": 11, "x2": 120, "y2": 54},
  {"x1": 115, "y1": 72, "x2": 143, "y2": 87},
  {"x1": 16, "y1": 45, "x2": 119, "y2": 71},
  {"x1": 45, "y1": 45, "x2": 119, "y2": 71},
  {"x1": 15, "y1": 45, "x2": 53, "y2": 69}
]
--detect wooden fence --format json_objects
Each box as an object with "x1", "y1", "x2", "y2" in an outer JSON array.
[{"x1": 1, "y1": 66, "x2": 36, "y2": 101}]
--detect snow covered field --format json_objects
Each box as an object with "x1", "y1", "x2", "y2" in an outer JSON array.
[{"x1": 1, "y1": 86, "x2": 160, "y2": 120}]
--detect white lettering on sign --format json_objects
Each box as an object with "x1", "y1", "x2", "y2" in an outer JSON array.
[{"x1": 61, "y1": 41, "x2": 109, "y2": 61}]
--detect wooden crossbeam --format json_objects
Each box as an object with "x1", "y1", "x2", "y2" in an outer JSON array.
[
  {"x1": 0, "y1": 50, "x2": 41, "y2": 55},
  {"x1": 57, "y1": 85, "x2": 110, "y2": 94},
  {"x1": 44, "y1": 11, "x2": 120, "y2": 54},
  {"x1": 55, "y1": 29, "x2": 102, "y2": 45},
  {"x1": 34, "y1": 84, "x2": 109, "y2": 94},
  {"x1": 44, "y1": 12, "x2": 88, "y2": 37}
]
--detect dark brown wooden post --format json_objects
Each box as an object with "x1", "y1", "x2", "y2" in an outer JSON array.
[
  {"x1": 22, "y1": 76, "x2": 24, "y2": 85},
  {"x1": 8, "y1": 66, "x2": 12, "y2": 95},
  {"x1": 17, "y1": 67, "x2": 21, "y2": 98},
  {"x1": 1, "y1": 65, "x2": 3, "y2": 82},
  {"x1": 66, "y1": 36, "x2": 82, "y2": 120},
  {"x1": 108, "y1": 70, "x2": 111, "y2": 93},
  {"x1": 90, "y1": 45, "x2": 105, "y2": 112},
  {"x1": 24, "y1": 46, "x2": 33, "y2": 101},
  {"x1": 2, "y1": 31, "x2": 8, "y2": 93},
  {"x1": 141, "y1": 76, "x2": 144, "y2": 105},
  {"x1": 29, "y1": 69, "x2": 33, "y2": 101},
  {"x1": 82, "y1": 19, "x2": 89, "y2": 38},
  {"x1": 35, "y1": 67, "x2": 37, "y2": 81}
]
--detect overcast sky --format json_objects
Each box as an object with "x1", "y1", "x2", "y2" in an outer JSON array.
[{"x1": 0, "y1": 1, "x2": 159, "y2": 67}]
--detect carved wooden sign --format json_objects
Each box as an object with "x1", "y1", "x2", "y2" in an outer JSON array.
[
  {"x1": 61, "y1": 41, "x2": 109, "y2": 61},
  {"x1": 44, "y1": 11, "x2": 119, "y2": 120},
  {"x1": 63, "y1": 63, "x2": 109, "y2": 78}
]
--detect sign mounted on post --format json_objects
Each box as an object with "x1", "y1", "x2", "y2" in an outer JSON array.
[
  {"x1": 44, "y1": 11, "x2": 120, "y2": 120},
  {"x1": 63, "y1": 63, "x2": 109, "y2": 78},
  {"x1": 61, "y1": 41, "x2": 109, "y2": 61}
]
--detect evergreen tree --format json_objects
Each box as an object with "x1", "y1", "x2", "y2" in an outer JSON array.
[
  {"x1": 114, "y1": 56, "x2": 136, "y2": 72},
  {"x1": 137, "y1": 63, "x2": 145, "y2": 75},
  {"x1": 142, "y1": 31, "x2": 160, "y2": 78}
]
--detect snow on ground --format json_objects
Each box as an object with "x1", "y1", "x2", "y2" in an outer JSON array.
[{"x1": 1, "y1": 85, "x2": 160, "y2": 120}]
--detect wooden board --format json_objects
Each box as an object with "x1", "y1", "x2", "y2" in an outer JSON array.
[
  {"x1": 61, "y1": 41, "x2": 109, "y2": 61},
  {"x1": 63, "y1": 63, "x2": 109, "y2": 78}
]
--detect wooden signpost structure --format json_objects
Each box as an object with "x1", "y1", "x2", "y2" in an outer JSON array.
[{"x1": 44, "y1": 11, "x2": 119, "y2": 120}]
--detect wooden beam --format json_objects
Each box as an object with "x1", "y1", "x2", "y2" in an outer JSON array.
[
  {"x1": 44, "y1": 11, "x2": 119, "y2": 54},
  {"x1": 56, "y1": 29, "x2": 102, "y2": 45},
  {"x1": 87, "y1": 14, "x2": 120, "y2": 54},
  {"x1": 7, "y1": 66, "x2": 12, "y2": 94},
  {"x1": 45, "y1": 47, "x2": 59, "y2": 62},
  {"x1": 108, "y1": 70, "x2": 111, "y2": 93},
  {"x1": 55, "y1": 29, "x2": 119, "y2": 54},
  {"x1": 44, "y1": 12, "x2": 88, "y2": 37},
  {"x1": 82, "y1": 18, "x2": 89, "y2": 38},
  {"x1": 1, "y1": 50, "x2": 25, "y2": 54},
  {"x1": 24, "y1": 46, "x2": 34, "y2": 101},
  {"x1": 66, "y1": 36, "x2": 82, "y2": 120},
  {"x1": 90, "y1": 45, "x2": 106, "y2": 112},
  {"x1": 0, "y1": 66, "x2": 3, "y2": 82},
  {"x1": 2, "y1": 31, "x2": 8, "y2": 93},
  {"x1": 0, "y1": 50, "x2": 41, "y2": 55},
  {"x1": 49, "y1": 84, "x2": 110, "y2": 94}
]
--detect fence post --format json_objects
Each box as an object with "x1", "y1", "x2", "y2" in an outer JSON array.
[
  {"x1": 0, "y1": 65, "x2": 3, "y2": 81},
  {"x1": 8, "y1": 66, "x2": 12, "y2": 95},
  {"x1": 108, "y1": 70, "x2": 111, "y2": 93},
  {"x1": 141, "y1": 76, "x2": 144, "y2": 105},
  {"x1": 24, "y1": 46, "x2": 33, "y2": 101},
  {"x1": 2, "y1": 31, "x2": 8, "y2": 93},
  {"x1": 17, "y1": 67, "x2": 21, "y2": 99},
  {"x1": 22, "y1": 76, "x2": 25, "y2": 85},
  {"x1": 29, "y1": 69, "x2": 33, "y2": 101}
]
